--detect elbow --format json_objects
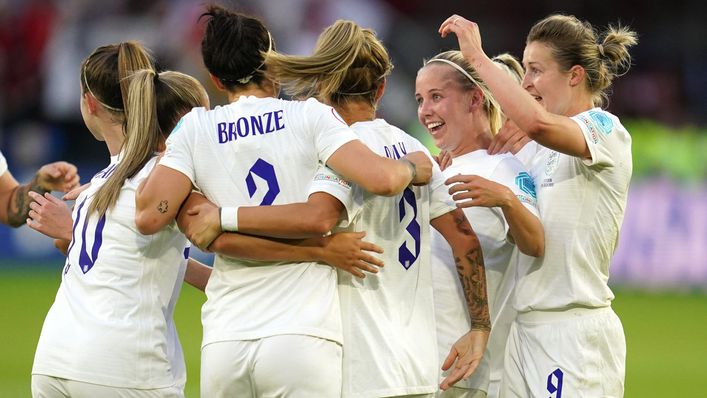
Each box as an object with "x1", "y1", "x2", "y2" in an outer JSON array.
[
  {"x1": 364, "y1": 173, "x2": 400, "y2": 197},
  {"x1": 135, "y1": 211, "x2": 161, "y2": 235},
  {"x1": 520, "y1": 238, "x2": 545, "y2": 257},
  {"x1": 307, "y1": 213, "x2": 338, "y2": 235}
]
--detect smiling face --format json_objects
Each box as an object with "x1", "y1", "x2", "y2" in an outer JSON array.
[
  {"x1": 415, "y1": 64, "x2": 477, "y2": 156},
  {"x1": 522, "y1": 41, "x2": 575, "y2": 116}
]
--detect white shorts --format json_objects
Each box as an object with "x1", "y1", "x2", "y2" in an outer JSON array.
[
  {"x1": 31, "y1": 375, "x2": 183, "y2": 398},
  {"x1": 500, "y1": 306, "x2": 625, "y2": 398},
  {"x1": 201, "y1": 334, "x2": 342, "y2": 398}
]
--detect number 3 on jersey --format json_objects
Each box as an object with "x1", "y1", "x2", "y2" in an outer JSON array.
[{"x1": 398, "y1": 188, "x2": 420, "y2": 270}]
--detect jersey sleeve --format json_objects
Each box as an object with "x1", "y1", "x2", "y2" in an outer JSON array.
[
  {"x1": 429, "y1": 160, "x2": 457, "y2": 219},
  {"x1": 159, "y1": 109, "x2": 199, "y2": 187},
  {"x1": 0, "y1": 150, "x2": 7, "y2": 176},
  {"x1": 304, "y1": 98, "x2": 359, "y2": 164},
  {"x1": 571, "y1": 109, "x2": 630, "y2": 169},
  {"x1": 307, "y1": 164, "x2": 361, "y2": 227},
  {"x1": 490, "y1": 156, "x2": 540, "y2": 235},
  {"x1": 513, "y1": 140, "x2": 539, "y2": 169}
]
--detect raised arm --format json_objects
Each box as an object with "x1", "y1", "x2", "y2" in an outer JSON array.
[
  {"x1": 135, "y1": 165, "x2": 193, "y2": 235},
  {"x1": 430, "y1": 208, "x2": 490, "y2": 390},
  {"x1": 439, "y1": 15, "x2": 590, "y2": 159}
]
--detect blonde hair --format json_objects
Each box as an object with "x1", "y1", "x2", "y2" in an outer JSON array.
[
  {"x1": 89, "y1": 70, "x2": 208, "y2": 217},
  {"x1": 423, "y1": 51, "x2": 504, "y2": 135},
  {"x1": 492, "y1": 53, "x2": 524, "y2": 84},
  {"x1": 527, "y1": 14, "x2": 638, "y2": 106},
  {"x1": 265, "y1": 19, "x2": 392, "y2": 107}
]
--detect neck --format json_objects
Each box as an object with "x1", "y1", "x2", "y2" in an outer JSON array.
[
  {"x1": 226, "y1": 82, "x2": 276, "y2": 103},
  {"x1": 97, "y1": 120, "x2": 125, "y2": 157},
  {"x1": 451, "y1": 113, "x2": 494, "y2": 157},
  {"x1": 334, "y1": 100, "x2": 376, "y2": 125}
]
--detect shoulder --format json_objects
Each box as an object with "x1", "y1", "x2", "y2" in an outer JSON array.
[{"x1": 572, "y1": 108, "x2": 630, "y2": 143}]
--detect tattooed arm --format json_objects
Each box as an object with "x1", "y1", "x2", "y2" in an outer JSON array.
[
  {"x1": 430, "y1": 208, "x2": 490, "y2": 390},
  {"x1": 135, "y1": 164, "x2": 193, "y2": 235},
  {"x1": 0, "y1": 161, "x2": 80, "y2": 227}
]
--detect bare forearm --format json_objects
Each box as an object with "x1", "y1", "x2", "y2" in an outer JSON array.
[
  {"x1": 501, "y1": 198, "x2": 545, "y2": 257},
  {"x1": 7, "y1": 177, "x2": 50, "y2": 227},
  {"x1": 184, "y1": 258, "x2": 212, "y2": 292},
  {"x1": 432, "y1": 209, "x2": 490, "y2": 330},
  {"x1": 238, "y1": 203, "x2": 339, "y2": 238},
  {"x1": 208, "y1": 232, "x2": 323, "y2": 262}
]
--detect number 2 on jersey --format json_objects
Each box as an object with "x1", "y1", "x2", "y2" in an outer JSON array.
[
  {"x1": 246, "y1": 158, "x2": 280, "y2": 205},
  {"x1": 398, "y1": 188, "x2": 420, "y2": 270}
]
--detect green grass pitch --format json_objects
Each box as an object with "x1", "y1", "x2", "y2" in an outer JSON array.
[{"x1": 0, "y1": 266, "x2": 705, "y2": 397}]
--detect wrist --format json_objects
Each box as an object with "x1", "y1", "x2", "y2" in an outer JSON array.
[
  {"x1": 220, "y1": 206, "x2": 240, "y2": 232},
  {"x1": 401, "y1": 158, "x2": 417, "y2": 182}
]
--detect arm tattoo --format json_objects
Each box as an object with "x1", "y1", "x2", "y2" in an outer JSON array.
[
  {"x1": 7, "y1": 177, "x2": 48, "y2": 227},
  {"x1": 452, "y1": 210, "x2": 491, "y2": 331},
  {"x1": 157, "y1": 200, "x2": 169, "y2": 214}
]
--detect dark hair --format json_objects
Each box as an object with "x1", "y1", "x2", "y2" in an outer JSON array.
[
  {"x1": 527, "y1": 14, "x2": 638, "y2": 106},
  {"x1": 200, "y1": 4, "x2": 272, "y2": 91}
]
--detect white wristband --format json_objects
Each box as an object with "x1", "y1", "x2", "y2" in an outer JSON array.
[{"x1": 220, "y1": 206, "x2": 239, "y2": 232}]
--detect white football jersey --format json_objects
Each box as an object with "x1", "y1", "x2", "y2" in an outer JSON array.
[
  {"x1": 513, "y1": 108, "x2": 631, "y2": 311},
  {"x1": 309, "y1": 119, "x2": 456, "y2": 398},
  {"x1": 159, "y1": 96, "x2": 358, "y2": 346},
  {"x1": 430, "y1": 150, "x2": 539, "y2": 392},
  {"x1": 32, "y1": 156, "x2": 189, "y2": 389},
  {"x1": 0, "y1": 150, "x2": 7, "y2": 176}
]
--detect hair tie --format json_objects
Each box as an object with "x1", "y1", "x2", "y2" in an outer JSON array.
[
  {"x1": 153, "y1": 71, "x2": 160, "y2": 85},
  {"x1": 597, "y1": 43, "x2": 606, "y2": 58}
]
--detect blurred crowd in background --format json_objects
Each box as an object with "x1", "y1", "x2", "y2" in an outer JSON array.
[{"x1": 1, "y1": 0, "x2": 706, "y2": 288}]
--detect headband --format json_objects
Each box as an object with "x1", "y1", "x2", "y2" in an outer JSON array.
[
  {"x1": 426, "y1": 58, "x2": 479, "y2": 86},
  {"x1": 82, "y1": 57, "x2": 124, "y2": 112}
]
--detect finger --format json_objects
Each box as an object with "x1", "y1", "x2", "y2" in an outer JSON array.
[
  {"x1": 44, "y1": 192, "x2": 65, "y2": 205},
  {"x1": 360, "y1": 241, "x2": 384, "y2": 254},
  {"x1": 441, "y1": 347, "x2": 458, "y2": 372},
  {"x1": 186, "y1": 208, "x2": 199, "y2": 216},
  {"x1": 28, "y1": 191, "x2": 49, "y2": 206},
  {"x1": 440, "y1": 369, "x2": 464, "y2": 391},
  {"x1": 455, "y1": 200, "x2": 475, "y2": 209},
  {"x1": 28, "y1": 209, "x2": 39, "y2": 221},
  {"x1": 355, "y1": 261, "x2": 379, "y2": 274},
  {"x1": 444, "y1": 174, "x2": 475, "y2": 185},
  {"x1": 452, "y1": 192, "x2": 475, "y2": 202},
  {"x1": 359, "y1": 253, "x2": 384, "y2": 268},
  {"x1": 348, "y1": 268, "x2": 365, "y2": 278}
]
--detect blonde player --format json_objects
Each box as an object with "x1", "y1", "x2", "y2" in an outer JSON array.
[
  {"x1": 29, "y1": 43, "x2": 211, "y2": 398},
  {"x1": 134, "y1": 6, "x2": 432, "y2": 398},
  {"x1": 439, "y1": 14, "x2": 637, "y2": 397},
  {"x1": 0, "y1": 149, "x2": 79, "y2": 227},
  {"x1": 416, "y1": 51, "x2": 544, "y2": 398}
]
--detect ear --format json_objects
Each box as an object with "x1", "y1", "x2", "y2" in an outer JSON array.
[
  {"x1": 209, "y1": 73, "x2": 226, "y2": 91},
  {"x1": 83, "y1": 92, "x2": 98, "y2": 114},
  {"x1": 568, "y1": 65, "x2": 585, "y2": 87},
  {"x1": 373, "y1": 78, "x2": 386, "y2": 103},
  {"x1": 468, "y1": 87, "x2": 484, "y2": 112}
]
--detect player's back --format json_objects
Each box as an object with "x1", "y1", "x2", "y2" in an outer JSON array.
[
  {"x1": 336, "y1": 119, "x2": 455, "y2": 397},
  {"x1": 33, "y1": 156, "x2": 188, "y2": 389},
  {"x1": 160, "y1": 95, "x2": 358, "y2": 346}
]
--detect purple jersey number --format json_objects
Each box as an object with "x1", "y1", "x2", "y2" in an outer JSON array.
[
  {"x1": 398, "y1": 188, "x2": 420, "y2": 270},
  {"x1": 66, "y1": 198, "x2": 106, "y2": 274}
]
